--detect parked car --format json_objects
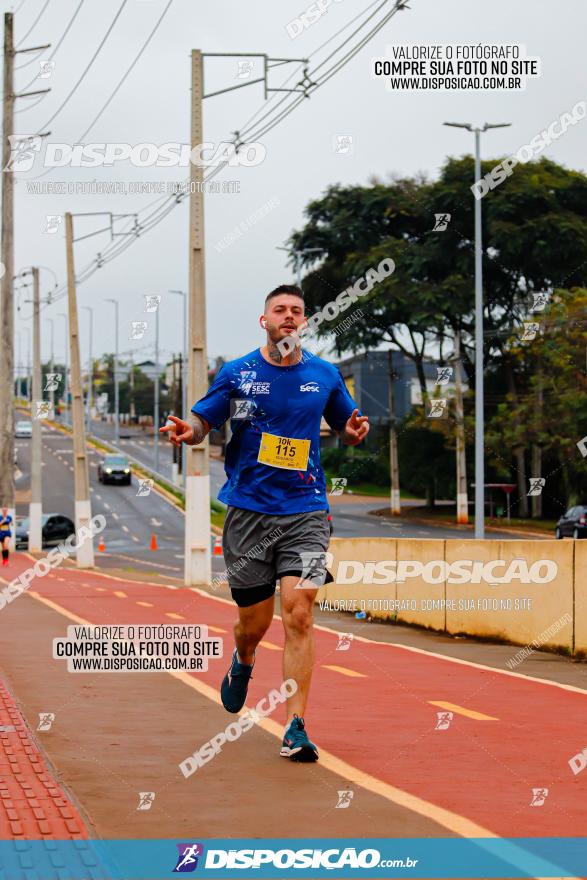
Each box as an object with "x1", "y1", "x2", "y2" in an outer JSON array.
[
  {"x1": 15, "y1": 420, "x2": 32, "y2": 438},
  {"x1": 97, "y1": 453, "x2": 131, "y2": 485},
  {"x1": 15, "y1": 513, "x2": 75, "y2": 549},
  {"x1": 555, "y1": 506, "x2": 587, "y2": 539}
]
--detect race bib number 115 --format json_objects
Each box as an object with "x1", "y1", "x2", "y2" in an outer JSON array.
[{"x1": 257, "y1": 433, "x2": 310, "y2": 471}]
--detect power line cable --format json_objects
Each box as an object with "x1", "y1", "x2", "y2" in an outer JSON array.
[
  {"x1": 15, "y1": 0, "x2": 85, "y2": 78},
  {"x1": 35, "y1": 0, "x2": 129, "y2": 131},
  {"x1": 15, "y1": 0, "x2": 50, "y2": 48},
  {"x1": 78, "y1": 0, "x2": 175, "y2": 141},
  {"x1": 30, "y1": 0, "x2": 409, "y2": 300}
]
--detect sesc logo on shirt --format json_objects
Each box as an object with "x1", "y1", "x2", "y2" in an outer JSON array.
[
  {"x1": 300, "y1": 382, "x2": 320, "y2": 392},
  {"x1": 239, "y1": 371, "x2": 270, "y2": 395}
]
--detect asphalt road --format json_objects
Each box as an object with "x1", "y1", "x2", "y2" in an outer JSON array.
[{"x1": 14, "y1": 421, "x2": 211, "y2": 580}]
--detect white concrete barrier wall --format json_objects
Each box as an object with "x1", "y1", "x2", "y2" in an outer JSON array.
[{"x1": 320, "y1": 537, "x2": 576, "y2": 653}]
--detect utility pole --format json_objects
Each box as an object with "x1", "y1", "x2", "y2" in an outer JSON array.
[
  {"x1": 153, "y1": 302, "x2": 160, "y2": 473},
  {"x1": 0, "y1": 13, "x2": 16, "y2": 544},
  {"x1": 29, "y1": 268, "x2": 42, "y2": 551},
  {"x1": 387, "y1": 348, "x2": 401, "y2": 515},
  {"x1": 65, "y1": 213, "x2": 94, "y2": 567},
  {"x1": 82, "y1": 306, "x2": 93, "y2": 435},
  {"x1": 453, "y1": 331, "x2": 468, "y2": 524},
  {"x1": 105, "y1": 298, "x2": 119, "y2": 442},
  {"x1": 0, "y1": 13, "x2": 50, "y2": 540},
  {"x1": 177, "y1": 47, "x2": 311, "y2": 583},
  {"x1": 185, "y1": 49, "x2": 211, "y2": 586}
]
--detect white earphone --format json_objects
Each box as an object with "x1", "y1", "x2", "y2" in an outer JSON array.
[{"x1": 262, "y1": 319, "x2": 267, "y2": 328}]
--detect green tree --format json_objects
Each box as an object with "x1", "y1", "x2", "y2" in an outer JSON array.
[
  {"x1": 486, "y1": 288, "x2": 587, "y2": 516},
  {"x1": 290, "y1": 156, "x2": 587, "y2": 516}
]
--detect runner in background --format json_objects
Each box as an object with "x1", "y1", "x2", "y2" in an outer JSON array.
[
  {"x1": 161, "y1": 284, "x2": 369, "y2": 762},
  {"x1": 0, "y1": 507, "x2": 13, "y2": 567}
]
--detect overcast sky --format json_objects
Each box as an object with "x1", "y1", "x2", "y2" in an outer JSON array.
[{"x1": 6, "y1": 0, "x2": 586, "y2": 372}]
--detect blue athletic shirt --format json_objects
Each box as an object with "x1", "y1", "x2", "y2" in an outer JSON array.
[{"x1": 192, "y1": 348, "x2": 358, "y2": 515}]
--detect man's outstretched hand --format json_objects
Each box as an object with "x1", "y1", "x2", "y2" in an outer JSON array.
[
  {"x1": 340, "y1": 408, "x2": 370, "y2": 446},
  {"x1": 159, "y1": 415, "x2": 194, "y2": 448}
]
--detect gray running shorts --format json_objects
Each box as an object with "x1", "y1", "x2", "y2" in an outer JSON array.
[{"x1": 222, "y1": 506, "x2": 333, "y2": 606}]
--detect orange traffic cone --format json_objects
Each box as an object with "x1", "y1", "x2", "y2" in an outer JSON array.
[
  {"x1": 150, "y1": 533, "x2": 158, "y2": 551},
  {"x1": 213, "y1": 536, "x2": 223, "y2": 556},
  {"x1": 98, "y1": 536, "x2": 106, "y2": 552}
]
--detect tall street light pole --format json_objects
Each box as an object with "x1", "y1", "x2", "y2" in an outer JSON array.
[
  {"x1": 169, "y1": 288, "x2": 187, "y2": 483},
  {"x1": 153, "y1": 302, "x2": 160, "y2": 473},
  {"x1": 29, "y1": 268, "x2": 42, "y2": 551},
  {"x1": 58, "y1": 312, "x2": 69, "y2": 424},
  {"x1": 443, "y1": 120, "x2": 510, "y2": 539},
  {"x1": 82, "y1": 306, "x2": 93, "y2": 435},
  {"x1": 23, "y1": 326, "x2": 31, "y2": 402},
  {"x1": 15, "y1": 330, "x2": 21, "y2": 398},
  {"x1": 46, "y1": 317, "x2": 54, "y2": 413},
  {"x1": 105, "y1": 298, "x2": 120, "y2": 443},
  {"x1": 276, "y1": 246, "x2": 322, "y2": 290}
]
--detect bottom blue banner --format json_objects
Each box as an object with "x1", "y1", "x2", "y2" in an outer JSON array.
[{"x1": 0, "y1": 837, "x2": 586, "y2": 879}]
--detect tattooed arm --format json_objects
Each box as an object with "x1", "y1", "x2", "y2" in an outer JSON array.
[{"x1": 159, "y1": 413, "x2": 211, "y2": 447}]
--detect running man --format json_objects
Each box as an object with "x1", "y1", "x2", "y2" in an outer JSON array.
[
  {"x1": 0, "y1": 507, "x2": 13, "y2": 567},
  {"x1": 160, "y1": 284, "x2": 369, "y2": 762}
]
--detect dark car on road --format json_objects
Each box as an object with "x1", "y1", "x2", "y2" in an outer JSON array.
[
  {"x1": 555, "y1": 505, "x2": 587, "y2": 539},
  {"x1": 15, "y1": 513, "x2": 75, "y2": 549},
  {"x1": 97, "y1": 454, "x2": 131, "y2": 485}
]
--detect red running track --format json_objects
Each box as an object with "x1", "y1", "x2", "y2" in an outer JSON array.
[{"x1": 3, "y1": 553, "x2": 587, "y2": 840}]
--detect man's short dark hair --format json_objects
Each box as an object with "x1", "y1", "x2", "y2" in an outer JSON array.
[{"x1": 265, "y1": 284, "x2": 304, "y2": 307}]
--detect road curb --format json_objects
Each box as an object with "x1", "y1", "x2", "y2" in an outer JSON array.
[{"x1": 369, "y1": 508, "x2": 550, "y2": 539}]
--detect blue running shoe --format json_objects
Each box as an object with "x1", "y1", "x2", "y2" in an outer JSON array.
[
  {"x1": 220, "y1": 649, "x2": 254, "y2": 713},
  {"x1": 280, "y1": 715, "x2": 319, "y2": 762}
]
